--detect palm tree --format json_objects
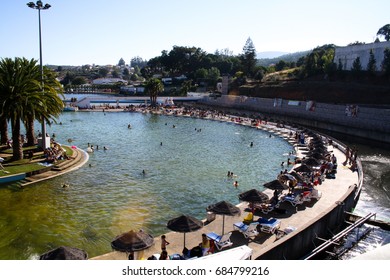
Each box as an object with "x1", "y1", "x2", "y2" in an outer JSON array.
[
  {"x1": 0, "y1": 116, "x2": 8, "y2": 145},
  {"x1": 145, "y1": 78, "x2": 164, "y2": 107},
  {"x1": 0, "y1": 57, "x2": 64, "y2": 160},
  {"x1": 24, "y1": 67, "x2": 64, "y2": 146}
]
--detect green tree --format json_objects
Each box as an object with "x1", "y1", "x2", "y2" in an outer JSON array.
[
  {"x1": 195, "y1": 68, "x2": 208, "y2": 80},
  {"x1": 254, "y1": 67, "x2": 265, "y2": 81},
  {"x1": 111, "y1": 68, "x2": 120, "y2": 78},
  {"x1": 180, "y1": 80, "x2": 192, "y2": 96},
  {"x1": 275, "y1": 60, "x2": 287, "y2": 71},
  {"x1": 302, "y1": 45, "x2": 336, "y2": 77},
  {"x1": 0, "y1": 118, "x2": 7, "y2": 145},
  {"x1": 122, "y1": 68, "x2": 130, "y2": 80},
  {"x1": 0, "y1": 57, "x2": 63, "y2": 159},
  {"x1": 131, "y1": 56, "x2": 147, "y2": 68},
  {"x1": 72, "y1": 76, "x2": 87, "y2": 85},
  {"x1": 377, "y1": 24, "x2": 390, "y2": 41},
  {"x1": 25, "y1": 67, "x2": 64, "y2": 146},
  {"x1": 207, "y1": 67, "x2": 221, "y2": 89},
  {"x1": 337, "y1": 58, "x2": 344, "y2": 71},
  {"x1": 352, "y1": 57, "x2": 362, "y2": 71},
  {"x1": 241, "y1": 37, "x2": 257, "y2": 77},
  {"x1": 382, "y1": 48, "x2": 390, "y2": 76},
  {"x1": 367, "y1": 49, "x2": 377, "y2": 75},
  {"x1": 351, "y1": 57, "x2": 362, "y2": 79},
  {"x1": 60, "y1": 71, "x2": 75, "y2": 86},
  {"x1": 145, "y1": 78, "x2": 164, "y2": 107},
  {"x1": 118, "y1": 58, "x2": 126, "y2": 66},
  {"x1": 98, "y1": 67, "x2": 109, "y2": 78},
  {"x1": 130, "y1": 73, "x2": 139, "y2": 82}
]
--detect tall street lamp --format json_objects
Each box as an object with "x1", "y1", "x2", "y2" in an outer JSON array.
[{"x1": 27, "y1": 1, "x2": 51, "y2": 150}]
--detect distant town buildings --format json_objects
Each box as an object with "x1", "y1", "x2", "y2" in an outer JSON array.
[{"x1": 92, "y1": 78, "x2": 128, "y2": 85}]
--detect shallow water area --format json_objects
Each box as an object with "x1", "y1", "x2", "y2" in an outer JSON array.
[{"x1": 0, "y1": 110, "x2": 293, "y2": 259}]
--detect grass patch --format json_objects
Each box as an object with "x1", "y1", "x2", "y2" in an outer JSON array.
[{"x1": 0, "y1": 163, "x2": 45, "y2": 177}]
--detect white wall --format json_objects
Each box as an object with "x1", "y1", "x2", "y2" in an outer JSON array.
[{"x1": 334, "y1": 41, "x2": 390, "y2": 71}]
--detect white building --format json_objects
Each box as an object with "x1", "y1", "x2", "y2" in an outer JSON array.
[{"x1": 92, "y1": 78, "x2": 128, "y2": 85}]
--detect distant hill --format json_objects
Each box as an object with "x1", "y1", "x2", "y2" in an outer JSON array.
[
  {"x1": 257, "y1": 50, "x2": 310, "y2": 66},
  {"x1": 256, "y1": 51, "x2": 289, "y2": 59}
]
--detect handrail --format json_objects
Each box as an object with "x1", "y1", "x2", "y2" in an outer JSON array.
[{"x1": 303, "y1": 212, "x2": 376, "y2": 260}]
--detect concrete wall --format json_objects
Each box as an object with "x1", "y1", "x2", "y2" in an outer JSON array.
[
  {"x1": 199, "y1": 96, "x2": 390, "y2": 146},
  {"x1": 0, "y1": 173, "x2": 26, "y2": 184},
  {"x1": 334, "y1": 41, "x2": 390, "y2": 71},
  {"x1": 256, "y1": 184, "x2": 359, "y2": 259}
]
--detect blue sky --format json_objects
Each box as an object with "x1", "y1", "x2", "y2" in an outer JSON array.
[{"x1": 1, "y1": 0, "x2": 389, "y2": 66}]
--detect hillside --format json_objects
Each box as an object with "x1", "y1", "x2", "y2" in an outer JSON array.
[
  {"x1": 257, "y1": 50, "x2": 310, "y2": 66},
  {"x1": 239, "y1": 80, "x2": 390, "y2": 105}
]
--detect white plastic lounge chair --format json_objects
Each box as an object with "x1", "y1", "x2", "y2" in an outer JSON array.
[
  {"x1": 205, "y1": 232, "x2": 233, "y2": 250},
  {"x1": 280, "y1": 193, "x2": 304, "y2": 206},
  {"x1": 233, "y1": 222, "x2": 259, "y2": 239},
  {"x1": 309, "y1": 189, "x2": 322, "y2": 200},
  {"x1": 257, "y1": 217, "x2": 281, "y2": 234},
  {"x1": 301, "y1": 191, "x2": 313, "y2": 202}
]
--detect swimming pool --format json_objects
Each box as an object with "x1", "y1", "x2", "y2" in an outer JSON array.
[{"x1": 0, "y1": 111, "x2": 293, "y2": 259}]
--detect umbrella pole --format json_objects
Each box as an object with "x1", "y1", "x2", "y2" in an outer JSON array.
[
  {"x1": 222, "y1": 215, "x2": 225, "y2": 235},
  {"x1": 183, "y1": 233, "x2": 186, "y2": 249}
]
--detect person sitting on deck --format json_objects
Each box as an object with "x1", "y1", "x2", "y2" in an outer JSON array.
[
  {"x1": 200, "y1": 233, "x2": 212, "y2": 256},
  {"x1": 243, "y1": 212, "x2": 254, "y2": 225}
]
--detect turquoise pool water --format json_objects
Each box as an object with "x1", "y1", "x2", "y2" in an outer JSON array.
[{"x1": 0, "y1": 111, "x2": 294, "y2": 259}]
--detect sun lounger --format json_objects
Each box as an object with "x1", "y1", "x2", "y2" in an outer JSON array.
[
  {"x1": 257, "y1": 217, "x2": 281, "y2": 234},
  {"x1": 309, "y1": 189, "x2": 322, "y2": 200},
  {"x1": 280, "y1": 193, "x2": 305, "y2": 206},
  {"x1": 281, "y1": 189, "x2": 322, "y2": 206},
  {"x1": 205, "y1": 232, "x2": 233, "y2": 251},
  {"x1": 301, "y1": 191, "x2": 312, "y2": 202},
  {"x1": 233, "y1": 222, "x2": 259, "y2": 239}
]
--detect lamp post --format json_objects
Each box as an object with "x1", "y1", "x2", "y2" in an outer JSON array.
[{"x1": 27, "y1": 1, "x2": 51, "y2": 150}]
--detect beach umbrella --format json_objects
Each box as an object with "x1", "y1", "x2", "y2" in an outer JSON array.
[
  {"x1": 310, "y1": 145, "x2": 328, "y2": 154},
  {"x1": 263, "y1": 179, "x2": 289, "y2": 190},
  {"x1": 39, "y1": 246, "x2": 88, "y2": 260},
  {"x1": 167, "y1": 215, "x2": 203, "y2": 248},
  {"x1": 206, "y1": 200, "x2": 241, "y2": 235},
  {"x1": 238, "y1": 188, "x2": 269, "y2": 203},
  {"x1": 278, "y1": 174, "x2": 298, "y2": 184},
  {"x1": 294, "y1": 164, "x2": 312, "y2": 173},
  {"x1": 111, "y1": 230, "x2": 154, "y2": 253},
  {"x1": 308, "y1": 152, "x2": 327, "y2": 160},
  {"x1": 238, "y1": 188, "x2": 269, "y2": 212},
  {"x1": 288, "y1": 171, "x2": 306, "y2": 183},
  {"x1": 303, "y1": 157, "x2": 321, "y2": 167}
]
